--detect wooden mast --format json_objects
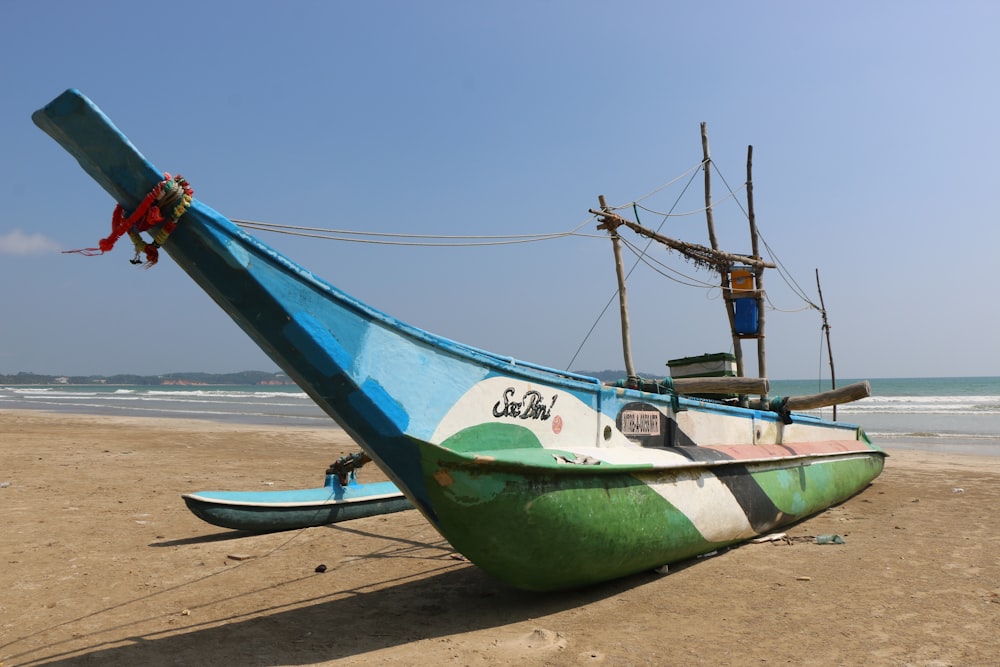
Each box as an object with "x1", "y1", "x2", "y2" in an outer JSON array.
[
  {"x1": 701, "y1": 122, "x2": 720, "y2": 250},
  {"x1": 597, "y1": 194, "x2": 637, "y2": 382},
  {"x1": 701, "y1": 123, "x2": 745, "y2": 378},
  {"x1": 746, "y1": 145, "x2": 767, "y2": 391},
  {"x1": 588, "y1": 129, "x2": 863, "y2": 413}
]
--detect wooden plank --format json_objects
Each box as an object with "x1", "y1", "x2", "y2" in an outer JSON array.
[
  {"x1": 723, "y1": 289, "x2": 763, "y2": 300},
  {"x1": 671, "y1": 376, "x2": 769, "y2": 395},
  {"x1": 783, "y1": 381, "x2": 871, "y2": 410}
]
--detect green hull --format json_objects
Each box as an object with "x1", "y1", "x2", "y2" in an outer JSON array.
[{"x1": 423, "y1": 442, "x2": 884, "y2": 591}]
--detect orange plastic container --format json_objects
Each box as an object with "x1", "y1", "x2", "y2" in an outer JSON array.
[{"x1": 730, "y1": 267, "x2": 754, "y2": 291}]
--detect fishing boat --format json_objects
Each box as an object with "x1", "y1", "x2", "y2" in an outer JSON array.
[
  {"x1": 34, "y1": 89, "x2": 886, "y2": 591},
  {"x1": 183, "y1": 452, "x2": 412, "y2": 533}
]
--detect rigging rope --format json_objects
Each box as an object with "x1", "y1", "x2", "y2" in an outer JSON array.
[
  {"x1": 232, "y1": 218, "x2": 594, "y2": 247},
  {"x1": 632, "y1": 184, "x2": 748, "y2": 219},
  {"x1": 757, "y1": 231, "x2": 819, "y2": 309},
  {"x1": 562, "y1": 155, "x2": 828, "y2": 369},
  {"x1": 78, "y1": 157, "x2": 819, "y2": 347},
  {"x1": 708, "y1": 161, "x2": 819, "y2": 310},
  {"x1": 565, "y1": 164, "x2": 703, "y2": 370},
  {"x1": 601, "y1": 160, "x2": 706, "y2": 211},
  {"x1": 59, "y1": 155, "x2": 817, "y2": 317},
  {"x1": 617, "y1": 234, "x2": 718, "y2": 289},
  {"x1": 229, "y1": 157, "x2": 810, "y2": 317}
]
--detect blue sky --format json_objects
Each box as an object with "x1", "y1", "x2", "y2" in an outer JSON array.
[{"x1": 1, "y1": 1, "x2": 997, "y2": 380}]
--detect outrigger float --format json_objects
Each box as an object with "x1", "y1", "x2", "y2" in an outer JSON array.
[
  {"x1": 183, "y1": 452, "x2": 412, "y2": 533},
  {"x1": 35, "y1": 90, "x2": 885, "y2": 591}
]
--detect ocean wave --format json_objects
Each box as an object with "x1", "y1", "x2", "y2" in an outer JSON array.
[
  {"x1": 144, "y1": 389, "x2": 309, "y2": 400},
  {"x1": 868, "y1": 430, "x2": 1000, "y2": 441},
  {"x1": 836, "y1": 395, "x2": 1000, "y2": 415},
  {"x1": 6, "y1": 390, "x2": 108, "y2": 400}
]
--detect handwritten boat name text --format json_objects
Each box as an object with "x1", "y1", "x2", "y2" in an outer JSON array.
[{"x1": 493, "y1": 388, "x2": 558, "y2": 421}]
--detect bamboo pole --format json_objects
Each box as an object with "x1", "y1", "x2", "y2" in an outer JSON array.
[
  {"x1": 782, "y1": 381, "x2": 870, "y2": 411},
  {"x1": 746, "y1": 146, "x2": 761, "y2": 261},
  {"x1": 815, "y1": 269, "x2": 837, "y2": 419},
  {"x1": 701, "y1": 122, "x2": 719, "y2": 250},
  {"x1": 585, "y1": 209, "x2": 775, "y2": 270},
  {"x1": 596, "y1": 195, "x2": 636, "y2": 380},
  {"x1": 746, "y1": 145, "x2": 767, "y2": 392},
  {"x1": 701, "y1": 123, "x2": 745, "y2": 380}
]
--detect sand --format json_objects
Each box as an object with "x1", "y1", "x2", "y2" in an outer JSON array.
[{"x1": 1, "y1": 410, "x2": 998, "y2": 666}]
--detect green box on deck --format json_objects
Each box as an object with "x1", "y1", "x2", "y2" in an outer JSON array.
[{"x1": 666, "y1": 352, "x2": 736, "y2": 378}]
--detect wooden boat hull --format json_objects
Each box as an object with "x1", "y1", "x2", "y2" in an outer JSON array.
[
  {"x1": 34, "y1": 90, "x2": 887, "y2": 591},
  {"x1": 183, "y1": 477, "x2": 412, "y2": 533},
  {"x1": 424, "y1": 442, "x2": 882, "y2": 590}
]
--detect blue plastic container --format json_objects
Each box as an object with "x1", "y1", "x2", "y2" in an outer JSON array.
[{"x1": 734, "y1": 298, "x2": 758, "y2": 335}]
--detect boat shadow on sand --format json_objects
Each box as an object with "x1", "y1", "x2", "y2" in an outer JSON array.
[
  {"x1": 149, "y1": 532, "x2": 264, "y2": 546},
  {"x1": 8, "y1": 527, "x2": 689, "y2": 666}
]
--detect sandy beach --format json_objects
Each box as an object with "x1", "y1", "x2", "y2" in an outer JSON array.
[{"x1": 2, "y1": 410, "x2": 999, "y2": 666}]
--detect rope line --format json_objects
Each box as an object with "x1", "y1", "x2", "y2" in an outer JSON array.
[
  {"x1": 618, "y1": 235, "x2": 718, "y2": 289},
  {"x1": 601, "y1": 160, "x2": 706, "y2": 211},
  {"x1": 565, "y1": 163, "x2": 703, "y2": 370},
  {"x1": 62, "y1": 158, "x2": 821, "y2": 327},
  {"x1": 244, "y1": 166, "x2": 820, "y2": 316},
  {"x1": 633, "y1": 183, "x2": 748, "y2": 219},
  {"x1": 233, "y1": 217, "x2": 595, "y2": 247}
]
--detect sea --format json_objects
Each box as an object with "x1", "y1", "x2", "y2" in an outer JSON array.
[
  {"x1": 2, "y1": 377, "x2": 999, "y2": 454},
  {"x1": 0, "y1": 384, "x2": 327, "y2": 428},
  {"x1": 776, "y1": 377, "x2": 1000, "y2": 455}
]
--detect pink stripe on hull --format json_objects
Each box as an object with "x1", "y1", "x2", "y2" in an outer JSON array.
[{"x1": 704, "y1": 441, "x2": 873, "y2": 460}]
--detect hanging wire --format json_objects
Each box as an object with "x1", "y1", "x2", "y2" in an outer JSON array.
[
  {"x1": 756, "y1": 231, "x2": 819, "y2": 309},
  {"x1": 232, "y1": 217, "x2": 595, "y2": 247},
  {"x1": 601, "y1": 160, "x2": 705, "y2": 212},
  {"x1": 564, "y1": 165, "x2": 703, "y2": 370},
  {"x1": 227, "y1": 151, "x2": 824, "y2": 373},
  {"x1": 633, "y1": 183, "x2": 747, "y2": 219},
  {"x1": 617, "y1": 235, "x2": 718, "y2": 289},
  {"x1": 709, "y1": 161, "x2": 819, "y2": 311},
  {"x1": 232, "y1": 157, "x2": 816, "y2": 313}
]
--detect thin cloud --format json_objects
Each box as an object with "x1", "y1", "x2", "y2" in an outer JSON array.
[{"x1": 0, "y1": 229, "x2": 63, "y2": 255}]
